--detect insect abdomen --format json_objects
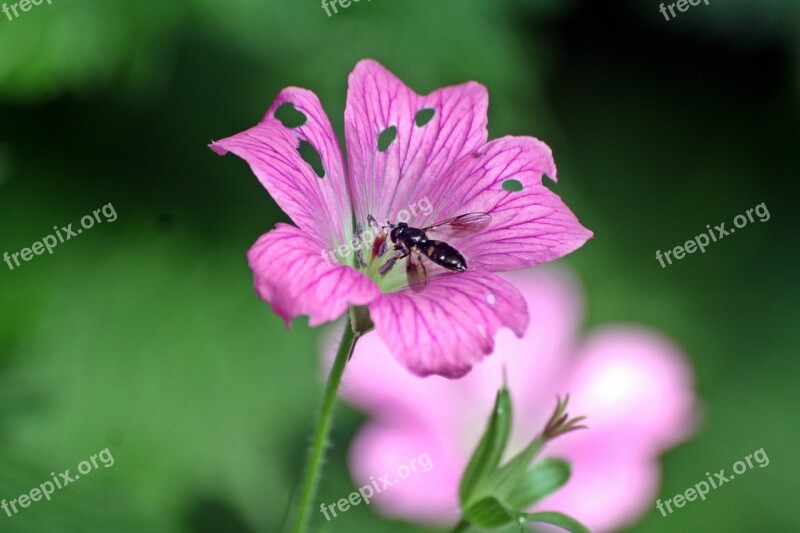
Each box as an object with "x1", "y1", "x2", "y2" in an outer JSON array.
[{"x1": 425, "y1": 241, "x2": 467, "y2": 272}]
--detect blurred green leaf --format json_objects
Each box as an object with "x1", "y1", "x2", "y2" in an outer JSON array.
[{"x1": 0, "y1": 0, "x2": 185, "y2": 101}]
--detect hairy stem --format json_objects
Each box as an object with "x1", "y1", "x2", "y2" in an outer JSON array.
[{"x1": 289, "y1": 325, "x2": 359, "y2": 533}]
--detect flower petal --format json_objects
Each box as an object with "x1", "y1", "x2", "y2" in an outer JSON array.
[
  {"x1": 537, "y1": 329, "x2": 696, "y2": 531},
  {"x1": 367, "y1": 271, "x2": 528, "y2": 378},
  {"x1": 247, "y1": 224, "x2": 380, "y2": 327},
  {"x1": 555, "y1": 328, "x2": 697, "y2": 453},
  {"x1": 345, "y1": 59, "x2": 488, "y2": 224},
  {"x1": 334, "y1": 268, "x2": 696, "y2": 530},
  {"x1": 338, "y1": 269, "x2": 581, "y2": 442},
  {"x1": 427, "y1": 136, "x2": 593, "y2": 272},
  {"x1": 211, "y1": 88, "x2": 351, "y2": 249},
  {"x1": 347, "y1": 421, "x2": 461, "y2": 523},
  {"x1": 537, "y1": 449, "x2": 660, "y2": 533}
]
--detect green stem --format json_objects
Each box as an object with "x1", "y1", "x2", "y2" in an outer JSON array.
[{"x1": 289, "y1": 325, "x2": 359, "y2": 533}]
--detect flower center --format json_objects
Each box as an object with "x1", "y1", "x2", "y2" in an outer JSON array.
[{"x1": 347, "y1": 215, "x2": 407, "y2": 292}]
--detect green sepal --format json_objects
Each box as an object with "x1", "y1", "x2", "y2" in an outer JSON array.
[
  {"x1": 523, "y1": 511, "x2": 590, "y2": 533},
  {"x1": 463, "y1": 496, "x2": 516, "y2": 529},
  {"x1": 464, "y1": 498, "x2": 589, "y2": 533},
  {"x1": 480, "y1": 435, "x2": 545, "y2": 500},
  {"x1": 503, "y1": 458, "x2": 571, "y2": 510},
  {"x1": 459, "y1": 385, "x2": 513, "y2": 506}
]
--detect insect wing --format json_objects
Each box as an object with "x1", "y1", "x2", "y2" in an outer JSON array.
[
  {"x1": 406, "y1": 252, "x2": 428, "y2": 292},
  {"x1": 423, "y1": 212, "x2": 491, "y2": 239}
]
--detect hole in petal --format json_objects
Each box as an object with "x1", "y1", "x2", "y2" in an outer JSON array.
[
  {"x1": 297, "y1": 140, "x2": 325, "y2": 178},
  {"x1": 502, "y1": 179, "x2": 523, "y2": 192},
  {"x1": 485, "y1": 292, "x2": 496, "y2": 305},
  {"x1": 274, "y1": 102, "x2": 307, "y2": 128},
  {"x1": 377, "y1": 126, "x2": 397, "y2": 152},
  {"x1": 541, "y1": 174, "x2": 557, "y2": 192},
  {"x1": 414, "y1": 108, "x2": 435, "y2": 127}
]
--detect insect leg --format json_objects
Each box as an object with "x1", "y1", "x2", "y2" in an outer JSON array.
[
  {"x1": 406, "y1": 251, "x2": 428, "y2": 291},
  {"x1": 379, "y1": 249, "x2": 408, "y2": 276}
]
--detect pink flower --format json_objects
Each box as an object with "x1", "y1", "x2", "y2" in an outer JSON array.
[
  {"x1": 336, "y1": 268, "x2": 697, "y2": 532},
  {"x1": 211, "y1": 60, "x2": 592, "y2": 378}
]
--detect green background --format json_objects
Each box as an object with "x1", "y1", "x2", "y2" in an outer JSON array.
[{"x1": 0, "y1": 0, "x2": 798, "y2": 531}]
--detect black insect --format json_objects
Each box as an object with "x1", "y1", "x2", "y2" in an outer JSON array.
[{"x1": 374, "y1": 213, "x2": 492, "y2": 290}]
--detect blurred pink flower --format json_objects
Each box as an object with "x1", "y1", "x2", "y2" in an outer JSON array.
[
  {"x1": 336, "y1": 268, "x2": 697, "y2": 532},
  {"x1": 211, "y1": 59, "x2": 591, "y2": 378}
]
